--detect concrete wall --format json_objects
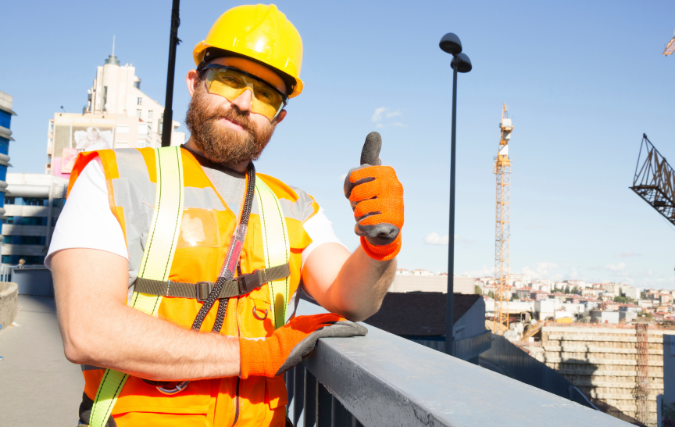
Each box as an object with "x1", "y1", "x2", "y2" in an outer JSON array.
[
  {"x1": 11, "y1": 268, "x2": 53, "y2": 296},
  {"x1": 0, "y1": 282, "x2": 18, "y2": 329},
  {"x1": 389, "y1": 275, "x2": 475, "y2": 294},
  {"x1": 454, "y1": 296, "x2": 486, "y2": 341},
  {"x1": 531, "y1": 325, "x2": 675, "y2": 427}
]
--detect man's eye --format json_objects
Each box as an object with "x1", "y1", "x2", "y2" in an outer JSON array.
[{"x1": 258, "y1": 90, "x2": 273, "y2": 100}]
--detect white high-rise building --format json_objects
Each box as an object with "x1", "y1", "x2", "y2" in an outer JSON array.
[{"x1": 47, "y1": 49, "x2": 185, "y2": 176}]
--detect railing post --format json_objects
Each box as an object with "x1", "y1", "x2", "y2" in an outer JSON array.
[
  {"x1": 332, "y1": 396, "x2": 352, "y2": 426},
  {"x1": 293, "y1": 366, "x2": 305, "y2": 426},
  {"x1": 317, "y1": 382, "x2": 332, "y2": 426},
  {"x1": 304, "y1": 370, "x2": 318, "y2": 427}
]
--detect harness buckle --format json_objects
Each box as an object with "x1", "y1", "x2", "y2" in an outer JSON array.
[
  {"x1": 237, "y1": 270, "x2": 262, "y2": 294},
  {"x1": 196, "y1": 282, "x2": 213, "y2": 302}
]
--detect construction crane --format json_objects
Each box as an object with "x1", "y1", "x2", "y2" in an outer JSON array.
[
  {"x1": 630, "y1": 134, "x2": 675, "y2": 226},
  {"x1": 493, "y1": 104, "x2": 512, "y2": 335},
  {"x1": 664, "y1": 30, "x2": 675, "y2": 56}
]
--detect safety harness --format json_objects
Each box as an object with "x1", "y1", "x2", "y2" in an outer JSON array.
[{"x1": 85, "y1": 146, "x2": 292, "y2": 427}]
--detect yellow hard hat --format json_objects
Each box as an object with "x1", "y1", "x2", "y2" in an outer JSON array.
[{"x1": 193, "y1": 4, "x2": 304, "y2": 98}]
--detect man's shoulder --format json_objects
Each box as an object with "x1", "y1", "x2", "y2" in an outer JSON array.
[
  {"x1": 256, "y1": 173, "x2": 313, "y2": 203},
  {"x1": 256, "y1": 173, "x2": 320, "y2": 222}
]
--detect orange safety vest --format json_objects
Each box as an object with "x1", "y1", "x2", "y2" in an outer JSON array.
[{"x1": 69, "y1": 147, "x2": 318, "y2": 427}]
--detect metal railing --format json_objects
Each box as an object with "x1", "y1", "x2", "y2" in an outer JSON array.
[
  {"x1": 480, "y1": 334, "x2": 598, "y2": 409},
  {"x1": 287, "y1": 300, "x2": 631, "y2": 426}
]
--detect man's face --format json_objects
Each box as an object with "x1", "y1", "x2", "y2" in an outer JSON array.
[{"x1": 185, "y1": 57, "x2": 286, "y2": 165}]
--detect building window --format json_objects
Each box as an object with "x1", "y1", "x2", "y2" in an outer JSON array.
[
  {"x1": 1, "y1": 255, "x2": 45, "y2": 265},
  {"x1": 3, "y1": 216, "x2": 13, "y2": 225},
  {"x1": 148, "y1": 110, "x2": 153, "y2": 119},
  {"x1": 3, "y1": 236, "x2": 12, "y2": 244},
  {"x1": 137, "y1": 97, "x2": 142, "y2": 105},
  {"x1": 23, "y1": 197, "x2": 48, "y2": 206},
  {"x1": 137, "y1": 109, "x2": 142, "y2": 118}
]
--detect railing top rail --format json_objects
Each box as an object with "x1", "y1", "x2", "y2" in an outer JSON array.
[{"x1": 297, "y1": 300, "x2": 630, "y2": 427}]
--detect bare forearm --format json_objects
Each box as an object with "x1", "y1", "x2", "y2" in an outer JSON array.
[
  {"x1": 60, "y1": 301, "x2": 240, "y2": 381},
  {"x1": 52, "y1": 248, "x2": 240, "y2": 381},
  {"x1": 320, "y1": 247, "x2": 396, "y2": 321}
]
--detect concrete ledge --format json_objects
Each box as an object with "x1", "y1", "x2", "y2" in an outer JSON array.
[{"x1": 0, "y1": 282, "x2": 18, "y2": 329}]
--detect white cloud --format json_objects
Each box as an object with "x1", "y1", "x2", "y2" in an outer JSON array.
[
  {"x1": 372, "y1": 107, "x2": 386, "y2": 122},
  {"x1": 425, "y1": 232, "x2": 449, "y2": 245},
  {"x1": 463, "y1": 265, "x2": 492, "y2": 277},
  {"x1": 618, "y1": 252, "x2": 642, "y2": 258},
  {"x1": 521, "y1": 262, "x2": 560, "y2": 279},
  {"x1": 371, "y1": 107, "x2": 404, "y2": 127},
  {"x1": 606, "y1": 262, "x2": 626, "y2": 271}
]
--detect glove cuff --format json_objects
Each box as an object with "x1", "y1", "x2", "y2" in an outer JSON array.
[
  {"x1": 239, "y1": 338, "x2": 272, "y2": 379},
  {"x1": 360, "y1": 234, "x2": 401, "y2": 261}
]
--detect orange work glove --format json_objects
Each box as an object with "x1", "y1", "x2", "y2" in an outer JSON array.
[
  {"x1": 239, "y1": 313, "x2": 367, "y2": 379},
  {"x1": 344, "y1": 165, "x2": 404, "y2": 261}
]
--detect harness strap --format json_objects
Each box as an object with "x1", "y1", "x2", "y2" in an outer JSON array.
[
  {"x1": 134, "y1": 263, "x2": 291, "y2": 301},
  {"x1": 88, "y1": 147, "x2": 184, "y2": 427}
]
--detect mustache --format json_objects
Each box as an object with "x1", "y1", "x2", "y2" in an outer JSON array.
[{"x1": 204, "y1": 104, "x2": 252, "y2": 131}]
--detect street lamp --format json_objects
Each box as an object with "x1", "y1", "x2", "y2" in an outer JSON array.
[
  {"x1": 161, "y1": 0, "x2": 181, "y2": 147},
  {"x1": 439, "y1": 33, "x2": 472, "y2": 356}
]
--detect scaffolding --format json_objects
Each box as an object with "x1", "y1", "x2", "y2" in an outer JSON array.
[
  {"x1": 634, "y1": 321, "x2": 650, "y2": 425},
  {"x1": 493, "y1": 105, "x2": 512, "y2": 335}
]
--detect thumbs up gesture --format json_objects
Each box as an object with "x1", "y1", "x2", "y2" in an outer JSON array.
[{"x1": 343, "y1": 132, "x2": 404, "y2": 261}]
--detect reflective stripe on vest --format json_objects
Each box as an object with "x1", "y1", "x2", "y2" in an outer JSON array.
[
  {"x1": 88, "y1": 147, "x2": 292, "y2": 426},
  {"x1": 255, "y1": 178, "x2": 291, "y2": 329},
  {"x1": 89, "y1": 146, "x2": 184, "y2": 427}
]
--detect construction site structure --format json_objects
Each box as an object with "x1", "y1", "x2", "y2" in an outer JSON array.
[
  {"x1": 527, "y1": 325, "x2": 674, "y2": 427},
  {"x1": 663, "y1": 30, "x2": 675, "y2": 56},
  {"x1": 493, "y1": 105, "x2": 512, "y2": 335},
  {"x1": 630, "y1": 134, "x2": 675, "y2": 226}
]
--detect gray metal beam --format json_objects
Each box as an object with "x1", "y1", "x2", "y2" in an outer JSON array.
[{"x1": 297, "y1": 300, "x2": 630, "y2": 427}]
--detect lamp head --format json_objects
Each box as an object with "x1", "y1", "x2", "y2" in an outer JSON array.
[
  {"x1": 451, "y1": 53, "x2": 472, "y2": 73},
  {"x1": 439, "y1": 33, "x2": 462, "y2": 55}
]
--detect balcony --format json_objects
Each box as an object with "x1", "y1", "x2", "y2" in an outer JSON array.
[{"x1": 286, "y1": 299, "x2": 630, "y2": 426}]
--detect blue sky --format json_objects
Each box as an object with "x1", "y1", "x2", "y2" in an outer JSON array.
[{"x1": 2, "y1": 1, "x2": 675, "y2": 289}]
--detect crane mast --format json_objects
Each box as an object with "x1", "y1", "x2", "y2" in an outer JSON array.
[{"x1": 493, "y1": 104, "x2": 512, "y2": 335}]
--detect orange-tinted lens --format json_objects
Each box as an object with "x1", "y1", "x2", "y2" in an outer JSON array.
[{"x1": 206, "y1": 68, "x2": 285, "y2": 120}]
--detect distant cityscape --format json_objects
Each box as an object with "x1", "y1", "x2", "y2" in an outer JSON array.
[{"x1": 394, "y1": 268, "x2": 675, "y2": 325}]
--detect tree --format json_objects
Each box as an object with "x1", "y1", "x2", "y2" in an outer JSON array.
[
  {"x1": 572, "y1": 286, "x2": 580, "y2": 295},
  {"x1": 614, "y1": 295, "x2": 635, "y2": 304},
  {"x1": 488, "y1": 290, "x2": 495, "y2": 299},
  {"x1": 564, "y1": 285, "x2": 571, "y2": 294},
  {"x1": 474, "y1": 285, "x2": 482, "y2": 295},
  {"x1": 511, "y1": 293, "x2": 519, "y2": 301}
]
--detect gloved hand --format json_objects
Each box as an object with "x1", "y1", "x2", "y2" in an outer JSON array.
[
  {"x1": 344, "y1": 164, "x2": 404, "y2": 261},
  {"x1": 239, "y1": 313, "x2": 367, "y2": 379}
]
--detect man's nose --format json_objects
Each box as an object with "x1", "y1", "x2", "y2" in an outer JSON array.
[{"x1": 231, "y1": 88, "x2": 253, "y2": 113}]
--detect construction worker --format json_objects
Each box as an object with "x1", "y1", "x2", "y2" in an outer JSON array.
[{"x1": 47, "y1": 4, "x2": 404, "y2": 427}]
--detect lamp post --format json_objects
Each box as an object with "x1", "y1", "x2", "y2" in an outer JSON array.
[
  {"x1": 161, "y1": 0, "x2": 181, "y2": 147},
  {"x1": 439, "y1": 33, "x2": 472, "y2": 356}
]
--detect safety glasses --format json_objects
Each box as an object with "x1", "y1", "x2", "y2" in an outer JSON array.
[{"x1": 203, "y1": 64, "x2": 287, "y2": 120}]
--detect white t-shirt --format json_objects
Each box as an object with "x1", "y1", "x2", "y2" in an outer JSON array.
[{"x1": 45, "y1": 159, "x2": 344, "y2": 281}]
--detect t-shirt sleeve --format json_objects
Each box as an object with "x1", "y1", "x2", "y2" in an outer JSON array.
[
  {"x1": 300, "y1": 208, "x2": 347, "y2": 269},
  {"x1": 44, "y1": 159, "x2": 129, "y2": 269}
]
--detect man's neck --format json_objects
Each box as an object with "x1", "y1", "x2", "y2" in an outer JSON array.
[{"x1": 184, "y1": 138, "x2": 250, "y2": 173}]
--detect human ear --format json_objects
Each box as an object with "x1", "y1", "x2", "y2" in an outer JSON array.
[{"x1": 186, "y1": 69, "x2": 200, "y2": 97}]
